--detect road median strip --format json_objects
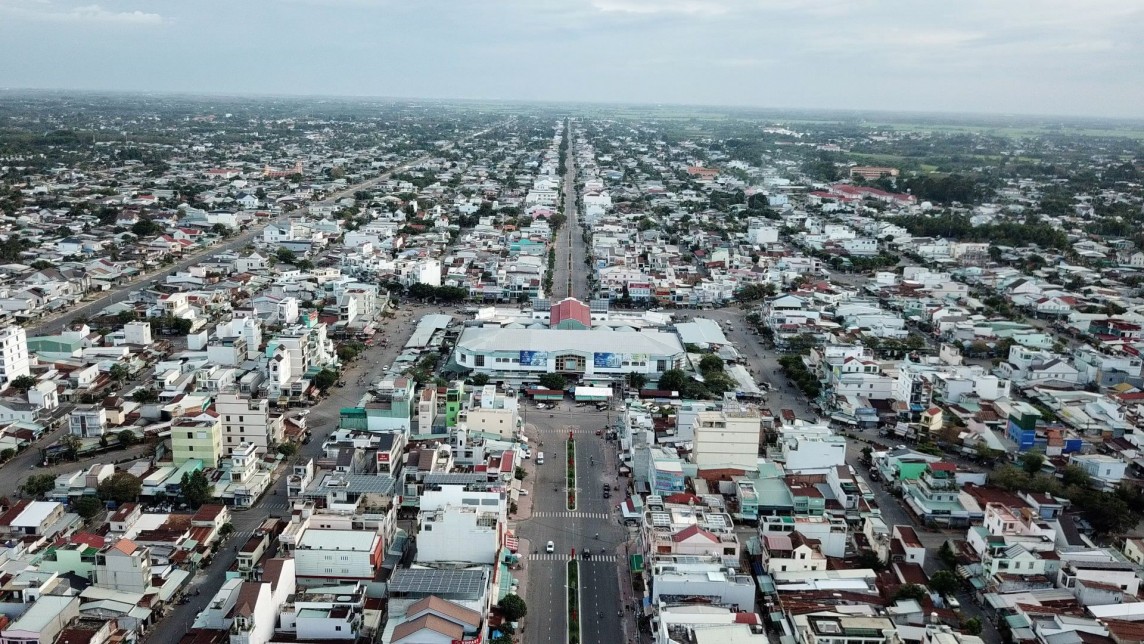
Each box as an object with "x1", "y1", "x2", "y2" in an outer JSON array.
[
  {"x1": 567, "y1": 559, "x2": 581, "y2": 644},
  {"x1": 566, "y1": 435, "x2": 576, "y2": 510}
]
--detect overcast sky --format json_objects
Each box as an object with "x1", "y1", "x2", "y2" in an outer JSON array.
[{"x1": 1, "y1": 0, "x2": 1141, "y2": 118}]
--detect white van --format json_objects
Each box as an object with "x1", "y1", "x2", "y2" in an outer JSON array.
[{"x1": 537, "y1": 452, "x2": 545, "y2": 465}]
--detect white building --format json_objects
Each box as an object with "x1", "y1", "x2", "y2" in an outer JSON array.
[
  {"x1": 458, "y1": 385, "x2": 519, "y2": 439},
  {"x1": 416, "y1": 504, "x2": 500, "y2": 565},
  {"x1": 747, "y1": 218, "x2": 779, "y2": 245},
  {"x1": 760, "y1": 533, "x2": 827, "y2": 574},
  {"x1": 691, "y1": 402, "x2": 761, "y2": 471},
  {"x1": 94, "y1": 539, "x2": 152, "y2": 594},
  {"x1": 278, "y1": 584, "x2": 365, "y2": 641},
  {"x1": 294, "y1": 528, "x2": 383, "y2": 585},
  {"x1": 68, "y1": 404, "x2": 108, "y2": 438},
  {"x1": 454, "y1": 327, "x2": 684, "y2": 384},
  {"x1": 217, "y1": 392, "x2": 281, "y2": 457},
  {"x1": 123, "y1": 320, "x2": 153, "y2": 346},
  {"x1": 1069, "y1": 454, "x2": 1128, "y2": 491},
  {"x1": 0, "y1": 326, "x2": 30, "y2": 386},
  {"x1": 776, "y1": 427, "x2": 847, "y2": 475}
]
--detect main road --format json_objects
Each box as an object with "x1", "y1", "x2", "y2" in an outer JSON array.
[
  {"x1": 518, "y1": 405, "x2": 627, "y2": 644},
  {"x1": 551, "y1": 120, "x2": 590, "y2": 301}
]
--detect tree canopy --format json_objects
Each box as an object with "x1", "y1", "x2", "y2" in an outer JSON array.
[
  {"x1": 97, "y1": 472, "x2": 143, "y2": 504},
  {"x1": 181, "y1": 469, "x2": 213, "y2": 507}
]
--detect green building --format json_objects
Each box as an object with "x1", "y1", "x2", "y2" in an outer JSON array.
[{"x1": 445, "y1": 381, "x2": 465, "y2": 428}]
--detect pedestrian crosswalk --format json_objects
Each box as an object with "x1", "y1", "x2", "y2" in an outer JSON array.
[
  {"x1": 263, "y1": 501, "x2": 289, "y2": 511},
  {"x1": 534, "y1": 511, "x2": 610, "y2": 519},
  {"x1": 528, "y1": 553, "x2": 619, "y2": 562}
]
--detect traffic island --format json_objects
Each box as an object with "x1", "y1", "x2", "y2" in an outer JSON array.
[
  {"x1": 567, "y1": 559, "x2": 581, "y2": 644},
  {"x1": 566, "y1": 435, "x2": 576, "y2": 510}
]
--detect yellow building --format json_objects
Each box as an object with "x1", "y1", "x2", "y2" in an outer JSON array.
[{"x1": 172, "y1": 412, "x2": 224, "y2": 467}]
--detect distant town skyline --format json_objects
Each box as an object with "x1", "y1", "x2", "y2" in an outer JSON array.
[{"x1": 0, "y1": 0, "x2": 1142, "y2": 119}]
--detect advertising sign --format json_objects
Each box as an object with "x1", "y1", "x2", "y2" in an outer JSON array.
[
  {"x1": 628, "y1": 353, "x2": 648, "y2": 364},
  {"x1": 519, "y1": 350, "x2": 549, "y2": 367},
  {"x1": 594, "y1": 352, "x2": 622, "y2": 369}
]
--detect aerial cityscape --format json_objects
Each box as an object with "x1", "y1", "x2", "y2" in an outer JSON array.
[{"x1": 1, "y1": 3, "x2": 1144, "y2": 644}]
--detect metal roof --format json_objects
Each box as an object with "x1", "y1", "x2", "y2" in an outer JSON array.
[
  {"x1": 387, "y1": 568, "x2": 486, "y2": 599},
  {"x1": 316, "y1": 474, "x2": 396, "y2": 496},
  {"x1": 423, "y1": 473, "x2": 489, "y2": 485}
]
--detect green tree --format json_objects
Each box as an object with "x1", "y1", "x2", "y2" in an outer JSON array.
[
  {"x1": 927, "y1": 570, "x2": 960, "y2": 596},
  {"x1": 72, "y1": 496, "x2": 104, "y2": 519},
  {"x1": 0, "y1": 448, "x2": 13, "y2": 461},
  {"x1": 117, "y1": 429, "x2": 138, "y2": 447},
  {"x1": 219, "y1": 522, "x2": 235, "y2": 540},
  {"x1": 131, "y1": 388, "x2": 159, "y2": 404},
  {"x1": 939, "y1": 541, "x2": 957, "y2": 569},
  {"x1": 109, "y1": 363, "x2": 130, "y2": 382},
  {"x1": 181, "y1": 470, "x2": 213, "y2": 507},
  {"x1": 276, "y1": 247, "x2": 298, "y2": 264},
  {"x1": 277, "y1": 442, "x2": 299, "y2": 459},
  {"x1": 97, "y1": 472, "x2": 143, "y2": 504},
  {"x1": 10, "y1": 375, "x2": 36, "y2": 392},
  {"x1": 470, "y1": 373, "x2": 490, "y2": 387},
  {"x1": 538, "y1": 373, "x2": 566, "y2": 391},
  {"x1": 1021, "y1": 451, "x2": 1045, "y2": 475},
  {"x1": 698, "y1": 354, "x2": 725, "y2": 374},
  {"x1": 1060, "y1": 464, "x2": 1092, "y2": 489},
  {"x1": 962, "y1": 617, "x2": 983, "y2": 636},
  {"x1": 498, "y1": 594, "x2": 528, "y2": 621},
  {"x1": 131, "y1": 219, "x2": 161, "y2": 237},
  {"x1": 626, "y1": 372, "x2": 647, "y2": 391},
  {"x1": 21, "y1": 473, "x2": 56, "y2": 498},
  {"x1": 892, "y1": 583, "x2": 927, "y2": 602},
  {"x1": 312, "y1": 368, "x2": 339, "y2": 392},
  {"x1": 59, "y1": 434, "x2": 81, "y2": 459},
  {"x1": 658, "y1": 369, "x2": 688, "y2": 392}
]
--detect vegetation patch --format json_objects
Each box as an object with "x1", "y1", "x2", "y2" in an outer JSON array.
[
  {"x1": 567, "y1": 436, "x2": 577, "y2": 510},
  {"x1": 567, "y1": 559, "x2": 581, "y2": 644}
]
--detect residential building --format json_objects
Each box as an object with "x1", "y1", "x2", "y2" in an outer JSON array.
[
  {"x1": 791, "y1": 612, "x2": 901, "y2": 644},
  {"x1": 691, "y1": 401, "x2": 761, "y2": 471},
  {"x1": 171, "y1": 412, "x2": 223, "y2": 467},
  {"x1": 68, "y1": 404, "x2": 107, "y2": 438},
  {"x1": 760, "y1": 532, "x2": 827, "y2": 574},
  {"x1": 416, "y1": 504, "x2": 501, "y2": 565},
  {"x1": 458, "y1": 385, "x2": 519, "y2": 439},
  {"x1": 1069, "y1": 453, "x2": 1128, "y2": 491},
  {"x1": 0, "y1": 325, "x2": 31, "y2": 386},
  {"x1": 294, "y1": 528, "x2": 384, "y2": 585},
  {"x1": 93, "y1": 539, "x2": 152, "y2": 593},
  {"x1": 217, "y1": 392, "x2": 282, "y2": 457},
  {"x1": 0, "y1": 595, "x2": 80, "y2": 644}
]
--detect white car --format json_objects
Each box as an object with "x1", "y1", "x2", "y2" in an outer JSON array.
[{"x1": 546, "y1": 540, "x2": 555, "y2": 553}]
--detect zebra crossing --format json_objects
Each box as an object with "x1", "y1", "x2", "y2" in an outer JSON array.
[
  {"x1": 534, "y1": 511, "x2": 610, "y2": 519},
  {"x1": 263, "y1": 501, "x2": 290, "y2": 511},
  {"x1": 528, "y1": 553, "x2": 619, "y2": 562}
]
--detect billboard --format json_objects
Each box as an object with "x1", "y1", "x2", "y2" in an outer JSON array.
[
  {"x1": 519, "y1": 351, "x2": 550, "y2": 367},
  {"x1": 594, "y1": 352, "x2": 623, "y2": 369},
  {"x1": 628, "y1": 353, "x2": 649, "y2": 364}
]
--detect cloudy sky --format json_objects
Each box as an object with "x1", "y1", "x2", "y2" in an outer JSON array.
[{"x1": 1, "y1": 0, "x2": 1141, "y2": 118}]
